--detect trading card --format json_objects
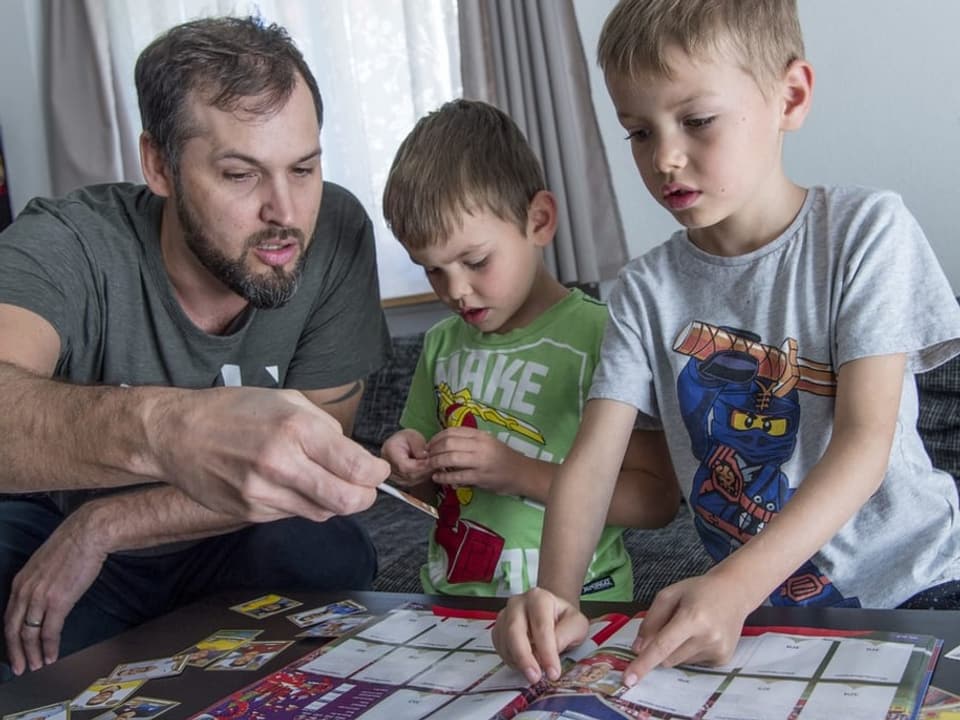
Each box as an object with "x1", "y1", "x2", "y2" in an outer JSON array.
[
  {"x1": 174, "y1": 628, "x2": 264, "y2": 667},
  {"x1": 229, "y1": 593, "x2": 302, "y2": 619},
  {"x1": 378, "y1": 481, "x2": 439, "y2": 519},
  {"x1": 286, "y1": 599, "x2": 367, "y2": 628},
  {"x1": 2, "y1": 701, "x2": 70, "y2": 720},
  {"x1": 297, "y1": 613, "x2": 373, "y2": 638},
  {"x1": 90, "y1": 697, "x2": 179, "y2": 720},
  {"x1": 71, "y1": 679, "x2": 144, "y2": 710},
  {"x1": 924, "y1": 685, "x2": 960, "y2": 706},
  {"x1": 922, "y1": 684, "x2": 960, "y2": 718},
  {"x1": 108, "y1": 655, "x2": 187, "y2": 681},
  {"x1": 206, "y1": 640, "x2": 294, "y2": 671}
]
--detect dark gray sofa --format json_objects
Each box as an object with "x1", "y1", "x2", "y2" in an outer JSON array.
[{"x1": 353, "y1": 330, "x2": 960, "y2": 605}]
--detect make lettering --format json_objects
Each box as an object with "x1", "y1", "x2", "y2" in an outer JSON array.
[{"x1": 435, "y1": 350, "x2": 549, "y2": 416}]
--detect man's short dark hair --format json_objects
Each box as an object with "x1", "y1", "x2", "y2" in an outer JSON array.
[{"x1": 135, "y1": 16, "x2": 323, "y2": 171}]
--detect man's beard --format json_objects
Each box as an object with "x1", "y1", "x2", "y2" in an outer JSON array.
[{"x1": 175, "y1": 189, "x2": 308, "y2": 309}]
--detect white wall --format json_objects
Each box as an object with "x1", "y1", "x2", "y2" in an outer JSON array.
[{"x1": 573, "y1": 0, "x2": 960, "y2": 292}]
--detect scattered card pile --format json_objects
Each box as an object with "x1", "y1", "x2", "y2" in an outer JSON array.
[{"x1": 1, "y1": 594, "x2": 369, "y2": 720}]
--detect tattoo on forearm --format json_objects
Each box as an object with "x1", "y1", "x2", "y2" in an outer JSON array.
[{"x1": 323, "y1": 381, "x2": 363, "y2": 405}]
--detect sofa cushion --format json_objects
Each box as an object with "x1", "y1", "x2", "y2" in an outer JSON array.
[
  {"x1": 914, "y1": 296, "x2": 960, "y2": 487},
  {"x1": 353, "y1": 333, "x2": 424, "y2": 455},
  {"x1": 917, "y1": 353, "x2": 960, "y2": 485}
]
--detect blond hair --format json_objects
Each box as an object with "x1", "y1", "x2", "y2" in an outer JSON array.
[
  {"x1": 383, "y1": 99, "x2": 545, "y2": 250},
  {"x1": 598, "y1": 0, "x2": 804, "y2": 92}
]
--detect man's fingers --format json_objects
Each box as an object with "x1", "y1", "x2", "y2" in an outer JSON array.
[
  {"x1": 40, "y1": 599, "x2": 69, "y2": 665},
  {"x1": 21, "y1": 617, "x2": 44, "y2": 671},
  {"x1": 3, "y1": 599, "x2": 27, "y2": 675},
  {"x1": 286, "y1": 455, "x2": 381, "y2": 518},
  {"x1": 241, "y1": 476, "x2": 336, "y2": 523},
  {"x1": 7, "y1": 590, "x2": 45, "y2": 673},
  {"x1": 304, "y1": 431, "x2": 391, "y2": 490},
  {"x1": 170, "y1": 388, "x2": 394, "y2": 522},
  {"x1": 234, "y1": 445, "x2": 384, "y2": 522}
]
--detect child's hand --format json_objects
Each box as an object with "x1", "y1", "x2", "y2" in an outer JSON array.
[
  {"x1": 624, "y1": 570, "x2": 753, "y2": 686},
  {"x1": 381, "y1": 429, "x2": 431, "y2": 486},
  {"x1": 492, "y1": 587, "x2": 589, "y2": 684},
  {"x1": 425, "y1": 426, "x2": 517, "y2": 493}
]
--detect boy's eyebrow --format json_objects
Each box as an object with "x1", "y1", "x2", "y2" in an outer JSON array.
[
  {"x1": 671, "y1": 92, "x2": 714, "y2": 109},
  {"x1": 617, "y1": 92, "x2": 720, "y2": 121},
  {"x1": 414, "y1": 240, "x2": 490, "y2": 266},
  {"x1": 455, "y1": 241, "x2": 489, "y2": 254},
  {"x1": 450, "y1": 241, "x2": 492, "y2": 260}
]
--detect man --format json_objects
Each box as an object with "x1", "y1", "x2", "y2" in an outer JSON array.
[{"x1": 0, "y1": 16, "x2": 392, "y2": 678}]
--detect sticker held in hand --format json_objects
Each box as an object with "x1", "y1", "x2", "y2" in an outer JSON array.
[{"x1": 377, "y1": 482, "x2": 439, "y2": 519}]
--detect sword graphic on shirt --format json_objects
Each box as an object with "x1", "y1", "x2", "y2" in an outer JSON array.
[{"x1": 432, "y1": 382, "x2": 545, "y2": 586}]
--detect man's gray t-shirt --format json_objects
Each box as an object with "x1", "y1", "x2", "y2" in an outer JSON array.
[
  {"x1": 0, "y1": 181, "x2": 391, "y2": 521},
  {"x1": 591, "y1": 185, "x2": 960, "y2": 608}
]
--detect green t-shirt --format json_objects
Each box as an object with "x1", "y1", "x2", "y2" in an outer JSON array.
[{"x1": 400, "y1": 289, "x2": 632, "y2": 600}]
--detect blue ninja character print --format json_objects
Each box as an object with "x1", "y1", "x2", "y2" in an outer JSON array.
[{"x1": 674, "y1": 321, "x2": 859, "y2": 607}]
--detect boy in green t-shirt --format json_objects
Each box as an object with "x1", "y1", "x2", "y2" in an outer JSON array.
[{"x1": 380, "y1": 99, "x2": 679, "y2": 600}]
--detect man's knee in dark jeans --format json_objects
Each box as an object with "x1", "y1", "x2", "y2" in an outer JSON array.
[
  {"x1": 0, "y1": 503, "x2": 376, "y2": 682},
  {"x1": 196, "y1": 516, "x2": 378, "y2": 593}
]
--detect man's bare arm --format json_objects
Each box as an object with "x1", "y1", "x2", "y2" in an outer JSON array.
[
  {"x1": 69, "y1": 484, "x2": 249, "y2": 550},
  {"x1": 54, "y1": 378, "x2": 372, "y2": 549},
  {"x1": 0, "y1": 359, "x2": 171, "y2": 492},
  {"x1": 0, "y1": 304, "x2": 166, "y2": 493},
  {"x1": 0, "y1": 304, "x2": 389, "y2": 522},
  {"x1": 303, "y1": 380, "x2": 365, "y2": 437}
]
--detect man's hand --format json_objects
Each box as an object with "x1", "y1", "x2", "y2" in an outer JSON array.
[
  {"x1": 492, "y1": 587, "x2": 589, "y2": 684},
  {"x1": 3, "y1": 513, "x2": 107, "y2": 675},
  {"x1": 381, "y1": 429, "x2": 432, "y2": 487},
  {"x1": 623, "y1": 571, "x2": 752, "y2": 686},
  {"x1": 149, "y1": 387, "x2": 390, "y2": 523},
  {"x1": 426, "y1": 427, "x2": 520, "y2": 494}
]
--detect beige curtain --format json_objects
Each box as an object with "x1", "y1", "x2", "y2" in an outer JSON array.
[
  {"x1": 46, "y1": 0, "x2": 141, "y2": 196},
  {"x1": 459, "y1": 0, "x2": 626, "y2": 283}
]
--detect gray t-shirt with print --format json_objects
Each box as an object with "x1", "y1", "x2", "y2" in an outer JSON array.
[
  {"x1": 0, "y1": 181, "x2": 391, "y2": 521},
  {"x1": 590, "y1": 185, "x2": 960, "y2": 608}
]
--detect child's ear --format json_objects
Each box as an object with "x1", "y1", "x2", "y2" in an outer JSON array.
[
  {"x1": 780, "y1": 59, "x2": 814, "y2": 132},
  {"x1": 526, "y1": 190, "x2": 558, "y2": 247},
  {"x1": 139, "y1": 131, "x2": 174, "y2": 197}
]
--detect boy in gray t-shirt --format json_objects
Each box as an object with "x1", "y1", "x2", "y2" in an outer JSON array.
[{"x1": 494, "y1": 0, "x2": 960, "y2": 688}]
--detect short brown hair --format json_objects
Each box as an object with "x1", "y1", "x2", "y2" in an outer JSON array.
[
  {"x1": 382, "y1": 99, "x2": 545, "y2": 250},
  {"x1": 598, "y1": 0, "x2": 804, "y2": 92},
  {"x1": 135, "y1": 16, "x2": 323, "y2": 173}
]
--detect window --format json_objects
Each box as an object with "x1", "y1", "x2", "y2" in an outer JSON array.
[{"x1": 98, "y1": 0, "x2": 460, "y2": 300}]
